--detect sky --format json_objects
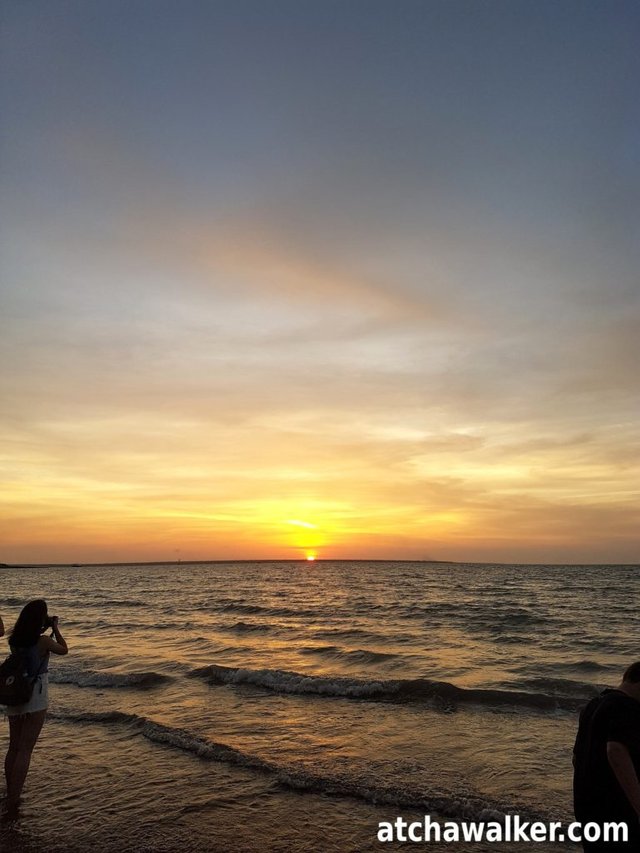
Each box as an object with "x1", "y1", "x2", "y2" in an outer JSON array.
[{"x1": 1, "y1": 0, "x2": 639, "y2": 564}]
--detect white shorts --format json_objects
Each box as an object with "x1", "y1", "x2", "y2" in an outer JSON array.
[{"x1": 5, "y1": 674, "x2": 48, "y2": 716}]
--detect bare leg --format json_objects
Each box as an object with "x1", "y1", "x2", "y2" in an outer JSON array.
[
  {"x1": 5, "y1": 710, "x2": 46, "y2": 806},
  {"x1": 4, "y1": 715, "x2": 25, "y2": 792}
]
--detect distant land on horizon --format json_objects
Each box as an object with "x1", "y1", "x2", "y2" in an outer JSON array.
[
  {"x1": 2, "y1": 558, "x2": 446, "y2": 568},
  {"x1": 1, "y1": 559, "x2": 637, "y2": 569}
]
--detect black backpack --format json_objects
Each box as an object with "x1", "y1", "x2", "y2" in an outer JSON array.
[{"x1": 0, "y1": 649, "x2": 37, "y2": 706}]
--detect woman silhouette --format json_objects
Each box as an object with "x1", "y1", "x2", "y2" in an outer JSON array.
[{"x1": 3, "y1": 600, "x2": 68, "y2": 809}]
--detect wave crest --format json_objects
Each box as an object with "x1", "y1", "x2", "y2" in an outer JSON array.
[
  {"x1": 189, "y1": 664, "x2": 585, "y2": 711},
  {"x1": 298, "y1": 646, "x2": 399, "y2": 663},
  {"x1": 226, "y1": 621, "x2": 272, "y2": 634},
  {"x1": 50, "y1": 668, "x2": 172, "y2": 689},
  {"x1": 50, "y1": 709, "x2": 546, "y2": 822}
]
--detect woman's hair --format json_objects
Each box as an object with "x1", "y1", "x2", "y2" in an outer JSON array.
[{"x1": 9, "y1": 599, "x2": 48, "y2": 648}]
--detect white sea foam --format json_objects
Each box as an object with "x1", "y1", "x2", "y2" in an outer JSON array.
[
  {"x1": 50, "y1": 709, "x2": 546, "y2": 823},
  {"x1": 189, "y1": 663, "x2": 584, "y2": 711}
]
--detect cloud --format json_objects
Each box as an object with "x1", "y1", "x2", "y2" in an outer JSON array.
[{"x1": 2, "y1": 1, "x2": 638, "y2": 562}]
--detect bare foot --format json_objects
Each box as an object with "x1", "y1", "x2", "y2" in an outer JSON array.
[{"x1": 1, "y1": 796, "x2": 20, "y2": 822}]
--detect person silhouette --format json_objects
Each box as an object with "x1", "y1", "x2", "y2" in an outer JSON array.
[
  {"x1": 2, "y1": 600, "x2": 68, "y2": 811},
  {"x1": 573, "y1": 661, "x2": 640, "y2": 851}
]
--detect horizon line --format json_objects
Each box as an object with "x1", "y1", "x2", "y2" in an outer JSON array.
[{"x1": 2, "y1": 559, "x2": 637, "y2": 569}]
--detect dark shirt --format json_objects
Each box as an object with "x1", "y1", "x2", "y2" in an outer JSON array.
[{"x1": 574, "y1": 689, "x2": 640, "y2": 824}]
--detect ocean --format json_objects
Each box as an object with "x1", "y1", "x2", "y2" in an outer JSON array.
[{"x1": 0, "y1": 560, "x2": 637, "y2": 852}]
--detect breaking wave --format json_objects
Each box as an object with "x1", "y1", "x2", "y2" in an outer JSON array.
[
  {"x1": 50, "y1": 709, "x2": 548, "y2": 823},
  {"x1": 189, "y1": 664, "x2": 584, "y2": 711},
  {"x1": 49, "y1": 667, "x2": 172, "y2": 689}
]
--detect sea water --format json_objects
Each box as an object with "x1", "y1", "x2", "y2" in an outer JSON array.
[{"x1": 0, "y1": 561, "x2": 637, "y2": 852}]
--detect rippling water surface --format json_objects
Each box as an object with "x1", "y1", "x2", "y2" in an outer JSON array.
[{"x1": 1, "y1": 560, "x2": 637, "y2": 851}]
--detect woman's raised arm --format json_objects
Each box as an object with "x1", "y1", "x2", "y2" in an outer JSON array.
[{"x1": 48, "y1": 616, "x2": 68, "y2": 655}]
